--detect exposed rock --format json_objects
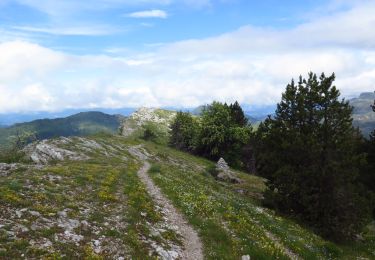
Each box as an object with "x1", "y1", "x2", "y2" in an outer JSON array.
[
  {"x1": 61, "y1": 230, "x2": 84, "y2": 243},
  {"x1": 29, "y1": 238, "x2": 53, "y2": 250},
  {"x1": 130, "y1": 107, "x2": 174, "y2": 126},
  {"x1": 153, "y1": 245, "x2": 179, "y2": 260},
  {"x1": 57, "y1": 209, "x2": 80, "y2": 232},
  {"x1": 76, "y1": 137, "x2": 104, "y2": 151},
  {"x1": 92, "y1": 239, "x2": 102, "y2": 253},
  {"x1": 24, "y1": 138, "x2": 89, "y2": 164},
  {"x1": 0, "y1": 163, "x2": 18, "y2": 177},
  {"x1": 120, "y1": 107, "x2": 176, "y2": 137},
  {"x1": 29, "y1": 211, "x2": 41, "y2": 217},
  {"x1": 215, "y1": 158, "x2": 242, "y2": 184},
  {"x1": 242, "y1": 255, "x2": 251, "y2": 260},
  {"x1": 45, "y1": 174, "x2": 63, "y2": 182},
  {"x1": 14, "y1": 224, "x2": 29, "y2": 233}
]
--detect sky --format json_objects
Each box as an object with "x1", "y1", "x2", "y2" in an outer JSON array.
[{"x1": 0, "y1": 0, "x2": 374, "y2": 113}]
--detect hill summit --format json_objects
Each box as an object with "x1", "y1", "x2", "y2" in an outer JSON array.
[{"x1": 119, "y1": 107, "x2": 176, "y2": 137}]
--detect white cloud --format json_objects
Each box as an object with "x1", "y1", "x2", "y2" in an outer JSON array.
[
  {"x1": 0, "y1": 41, "x2": 68, "y2": 81},
  {"x1": 13, "y1": 0, "x2": 172, "y2": 16},
  {"x1": 12, "y1": 25, "x2": 121, "y2": 36},
  {"x1": 1, "y1": 1, "x2": 375, "y2": 113},
  {"x1": 8, "y1": 0, "x2": 212, "y2": 17},
  {"x1": 0, "y1": 83, "x2": 56, "y2": 112},
  {"x1": 127, "y1": 9, "x2": 168, "y2": 19}
]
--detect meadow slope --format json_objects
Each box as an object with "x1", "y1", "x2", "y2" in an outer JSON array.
[{"x1": 0, "y1": 133, "x2": 374, "y2": 259}]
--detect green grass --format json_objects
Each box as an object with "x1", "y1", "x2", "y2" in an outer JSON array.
[
  {"x1": 0, "y1": 135, "x2": 179, "y2": 259},
  {"x1": 0, "y1": 134, "x2": 373, "y2": 259},
  {"x1": 142, "y1": 142, "x2": 375, "y2": 260}
]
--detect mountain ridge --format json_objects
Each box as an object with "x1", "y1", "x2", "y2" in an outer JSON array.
[
  {"x1": 0, "y1": 92, "x2": 374, "y2": 148},
  {"x1": 350, "y1": 92, "x2": 375, "y2": 137},
  {"x1": 0, "y1": 111, "x2": 125, "y2": 147}
]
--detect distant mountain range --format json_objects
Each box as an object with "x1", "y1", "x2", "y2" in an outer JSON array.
[
  {"x1": 350, "y1": 92, "x2": 375, "y2": 137},
  {"x1": 0, "y1": 111, "x2": 125, "y2": 147},
  {"x1": 244, "y1": 92, "x2": 375, "y2": 134},
  {"x1": 0, "y1": 92, "x2": 373, "y2": 147},
  {"x1": 0, "y1": 108, "x2": 135, "y2": 126}
]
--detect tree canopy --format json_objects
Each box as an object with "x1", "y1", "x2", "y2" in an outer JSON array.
[
  {"x1": 170, "y1": 101, "x2": 252, "y2": 170},
  {"x1": 255, "y1": 72, "x2": 371, "y2": 241}
]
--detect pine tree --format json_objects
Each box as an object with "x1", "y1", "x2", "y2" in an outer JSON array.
[
  {"x1": 360, "y1": 93, "x2": 375, "y2": 217},
  {"x1": 229, "y1": 101, "x2": 248, "y2": 127},
  {"x1": 255, "y1": 72, "x2": 371, "y2": 241}
]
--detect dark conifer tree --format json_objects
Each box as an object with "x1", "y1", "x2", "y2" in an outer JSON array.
[
  {"x1": 360, "y1": 93, "x2": 375, "y2": 217},
  {"x1": 255, "y1": 72, "x2": 371, "y2": 241},
  {"x1": 229, "y1": 101, "x2": 248, "y2": 127},
  {"x1": 370, "y1": 96, "x2": 375, "y2": 194}
]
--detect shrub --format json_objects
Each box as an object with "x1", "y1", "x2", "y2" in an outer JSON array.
[{"x1": 142, "y1": 123, "x2": 167, "y2": 144}]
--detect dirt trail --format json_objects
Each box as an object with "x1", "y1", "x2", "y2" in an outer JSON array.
[{"x1": 129, "y1": 146, "x2": 204, "y2": 260}]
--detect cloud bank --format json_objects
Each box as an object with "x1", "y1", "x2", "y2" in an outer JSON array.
[{"x1": 0, "y1": 1, "x2": 375, "y2": 113}]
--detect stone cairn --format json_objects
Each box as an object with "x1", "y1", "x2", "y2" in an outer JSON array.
[{"x1": 215, "y1": 158, "x2": 242, "y2": 184}]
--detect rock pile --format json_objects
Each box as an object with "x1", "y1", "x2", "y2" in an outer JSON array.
[
  {"x1": 215, "y1": 158, "x2": 242, "y2": 184},
  {"x1": 216, "y1": 158, "x2": 230, "y2": 171}
]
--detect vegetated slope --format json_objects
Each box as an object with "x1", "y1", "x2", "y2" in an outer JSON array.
[
  {"x1": 142, "y1": 141, "x2": 375, "y2": 260},
  {"x1": 0, "y1": 135, "x2": 185, "y2": 259},
  {"x1": 0, "y1": 134, "x2": 373, "y2": 259},
  {"x1": 1, "y1": 107, "x2": 374, "y2": 259},
  {"x1": 0, "y1": 111, "x2": 124, "y2": 147},
  {"x1": 350, "y1": 92, "x2": 375, "y2": 137}
]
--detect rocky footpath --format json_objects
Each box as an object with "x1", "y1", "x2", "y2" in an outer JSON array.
[{"x1": 129, "y1": 145, "x2": 203, "y2": 260}]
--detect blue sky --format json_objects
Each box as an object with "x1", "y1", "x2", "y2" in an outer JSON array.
[
  {"x1": 0, "y1": 0, "x2": 374, "y2": 112},
  {"x1": 0, "y1": 0, "x2": 329, "y2": 53}
]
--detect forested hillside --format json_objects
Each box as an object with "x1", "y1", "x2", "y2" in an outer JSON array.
[{"x1": 0, "y1": 112, "x2": 124, "y2": 147}]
